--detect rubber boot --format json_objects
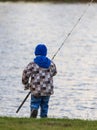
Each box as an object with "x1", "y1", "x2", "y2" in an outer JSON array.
[{"x1": 30, "y1": 109, "x2": 38, "y2": 118}]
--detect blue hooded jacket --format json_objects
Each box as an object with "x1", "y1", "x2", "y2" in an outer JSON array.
[{"x1": 34, "y1": 56, "x2": 51, "y2": 69}]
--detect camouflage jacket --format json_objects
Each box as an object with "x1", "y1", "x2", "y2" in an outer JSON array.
[{"x1": 22, "y1": 61, "x2": 57, "y2": 96}]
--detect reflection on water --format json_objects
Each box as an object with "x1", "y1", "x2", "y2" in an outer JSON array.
[{"x1": 0, "y1": 2, "x2": 97, "y2": 119}]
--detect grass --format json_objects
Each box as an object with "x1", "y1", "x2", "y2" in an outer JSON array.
[{"x1": 0, "y1": 117, "x2": 97, "y2": 130}]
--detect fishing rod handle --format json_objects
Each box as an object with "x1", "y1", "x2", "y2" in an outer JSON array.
[{"x1": 16, "y1": 91, "x2": 31, "y2": 113}]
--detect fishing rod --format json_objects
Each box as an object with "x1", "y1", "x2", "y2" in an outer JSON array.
[
  {"x1": 16, "y1": 0, "x2": 94, "y2": 113},
  {"x1": 16, "y1": 91, "x2": 31, "y2": 113}
]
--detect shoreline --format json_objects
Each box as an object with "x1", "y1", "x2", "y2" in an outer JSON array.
[
  {"x1": 0, "y1": 0, "x2": 97, "y2": 3},
  {"x1": 0, "y1": 117, "x2": 97, "y2": 130}
]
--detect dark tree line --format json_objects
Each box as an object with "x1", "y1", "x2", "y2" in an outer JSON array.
[{"x1": 0, "y1": 0, "x2": 97, "y2": 2}]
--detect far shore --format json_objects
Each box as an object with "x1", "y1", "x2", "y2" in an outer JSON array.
[{"x1": 0, "y1": 0, "x2": 97, "y2": 3}]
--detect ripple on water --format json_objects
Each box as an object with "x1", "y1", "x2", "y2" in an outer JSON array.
[{"x1": 0, "y1": 2, "x2": 97, "y2": 119}]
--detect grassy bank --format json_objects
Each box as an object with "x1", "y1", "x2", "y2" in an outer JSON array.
[{"x1": 0, "y1": 117, "x2": 97, "y2": 130}]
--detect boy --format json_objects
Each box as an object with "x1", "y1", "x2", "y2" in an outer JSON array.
[{"x1": 22, "y1": 44, "x2": 57, "y2": 118}]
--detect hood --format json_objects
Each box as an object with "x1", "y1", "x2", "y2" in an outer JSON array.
[{"x1": 34, "y1": 56, "x2": 51, "y2": 68}]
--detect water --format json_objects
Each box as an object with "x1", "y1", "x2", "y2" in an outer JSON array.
[{"x1": 0, "y1": 2, "x2": 97, "y2": 119}]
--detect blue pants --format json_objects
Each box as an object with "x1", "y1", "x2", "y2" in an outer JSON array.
[{"x1": 30, "y1": 95, "x2": 50, "y2": 118}]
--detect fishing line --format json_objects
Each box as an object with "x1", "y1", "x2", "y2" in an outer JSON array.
[
  {"x1": 52, "y1": 0, "x2": 94, "y2": 60},
  {"x1": 16, "y1": 0, "x2": 94, "y2": 113},
  {"x1": 51, "y1": 0, "x2": 94, "y2": 120}
]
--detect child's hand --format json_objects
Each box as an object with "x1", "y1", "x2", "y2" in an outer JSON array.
[{"x1": 24, "y1": 83, "x2": 30, "y2": 90}]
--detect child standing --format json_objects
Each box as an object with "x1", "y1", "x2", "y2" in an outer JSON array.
[{"x1": 22, "y1": 44, "x2": 57, "y2": 118}]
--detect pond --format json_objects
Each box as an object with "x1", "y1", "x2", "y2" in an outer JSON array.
[{"x1": 0, "y1": 2, "x2": 97, "y2": 119}]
